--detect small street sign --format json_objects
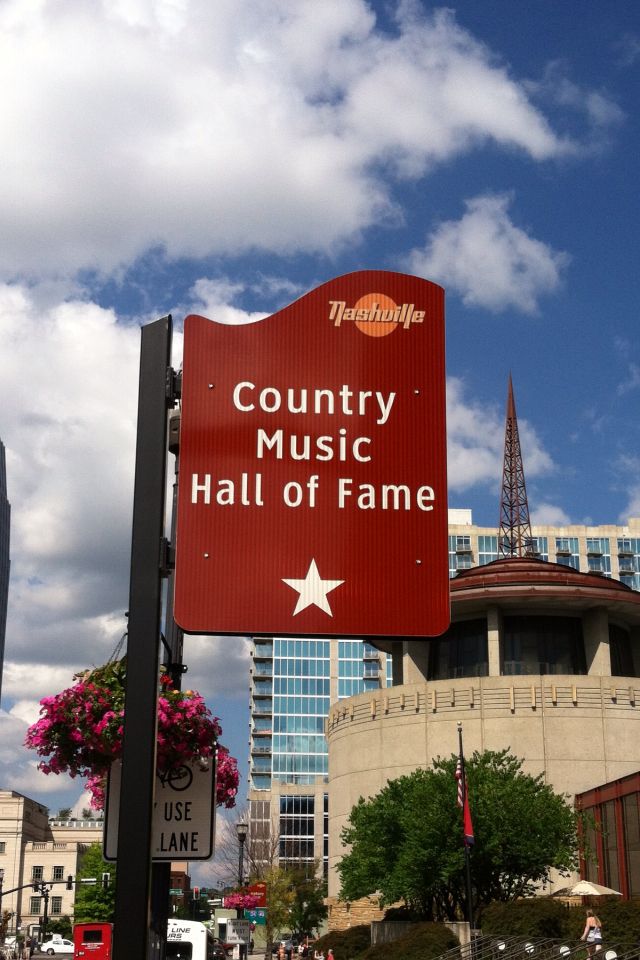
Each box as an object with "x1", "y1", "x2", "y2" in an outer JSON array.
[{"x1": 104, "y1": 760, "x2": 216, "y2": 861}]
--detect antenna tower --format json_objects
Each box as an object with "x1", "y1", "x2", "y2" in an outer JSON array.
[{"x1": 498, "y1": 375, "x2": 533, "y2": 558}]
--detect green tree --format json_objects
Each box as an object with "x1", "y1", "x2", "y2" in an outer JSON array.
[
  {"x1": 338, "y1": 749, "x2": 578, "y2": 921},
  {"x1": 262, "y1": 867, "x2": 295, "y2": 957},
  {"x1": 57, "y1": 807, "x2": 72, "y2": 820},
  {"x1": 45, "y1": 916, "x2": 73, "y2": 937},
  {"x1": 287, "y1": 868, "x2": 327, "y2": 938},
  {"x1": 73, "y1": 843, "x2": 116, "y2": 923}
]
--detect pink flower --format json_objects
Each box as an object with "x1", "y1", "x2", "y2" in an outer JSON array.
[{"x1": 24, "y1": 659, "x2": 238, "y2": 812}]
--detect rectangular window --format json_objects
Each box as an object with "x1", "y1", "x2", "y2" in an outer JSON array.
[
  {"x1": 555, "y1": 537, "x2": 579, "y2": 569},
  {"x1": 52, "y1": 865, "x2": 64, "y2": 881},
  {"x1": 29, "y1": 897, "x2": 41, "y2": 914},
  {"x1": 478, "y1": 535, "x2": 498, "y2": 566},
  {"x1": 32, "y1": 865, "x2": 43, "y2": 881},
  {"x1": 0, "y1": 841, "x2": 5, "y2": 854},
  {"x1": 530, "y1": 536, "x2": 548, "y2": 560},
  {"x1": 51, "y1": 896, "x2": 63, "y2": 915}
]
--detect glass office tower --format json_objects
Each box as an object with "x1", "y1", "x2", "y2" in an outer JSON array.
[{"x1": 249, "y1": 636, "x2": 389, "y2": 876}]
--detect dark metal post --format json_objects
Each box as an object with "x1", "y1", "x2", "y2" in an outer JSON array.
[
  {"x1": 150, "y1": 408, "x2": 183, "y2": 954},
  {"x1": 236, "y1": 823, "x2": 248, "y2": 960},
  {"x1": 236, "y1": 822, "x2": 248, "y2": 888},
  {"x1": 40, "y1": 883, "x2": 50, "y2": 944},
  {"x1": 457, "y1": 723, "x2": 474, "y2": 936},
  {"x1": 112, "y1": 316, "x2": 173, "y2": 959}
]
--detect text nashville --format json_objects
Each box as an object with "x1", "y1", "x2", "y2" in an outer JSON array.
[{"x1": 329, "y1": 300, "x2": 425, "y2": 329}]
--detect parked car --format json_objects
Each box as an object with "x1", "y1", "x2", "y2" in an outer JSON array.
[{"x1": 39, "y1": 938, "x2": 74, "y2": 955}]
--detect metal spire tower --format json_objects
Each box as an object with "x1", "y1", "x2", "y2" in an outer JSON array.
[{"x1": 498, "y1": 375, "x2": 533, "y2": 558}]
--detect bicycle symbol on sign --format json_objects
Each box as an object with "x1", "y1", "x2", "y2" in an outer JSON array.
[{"x1": 157, "y1": 765, "x2": 193, "y2": 791}]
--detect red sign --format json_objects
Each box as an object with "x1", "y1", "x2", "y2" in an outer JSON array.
[
  {"x1": 174, "y1": 270, "x2": 449, "y2": 637},
  {"x1": 247, "y1": 882, "x2": 267, "y2": 907}
]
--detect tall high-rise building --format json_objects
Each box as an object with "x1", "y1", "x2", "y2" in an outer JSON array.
[
  {"x1": 248, "y1": 512, "x2": 640, "y2": 875},
  {"x1": 249, "y1": 636, "x2": 391, "y2": 877},
  {"x1": 0, "y1": 440, "x2": 10, "y2": 706}
]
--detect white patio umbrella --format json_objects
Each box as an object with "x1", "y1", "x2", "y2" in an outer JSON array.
[{"x1": 553, "y1": 879, "x2": 622, "y2": 897}]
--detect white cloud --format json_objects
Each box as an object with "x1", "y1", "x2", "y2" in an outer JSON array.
[
  {"x1": 182, "y1": 634, "x2": 251, "y2": 705},
  {"x1": 530, "y1": 503, "x2": 572, "y2": 526},
  {"x1": 446, "y1": 376, "x2": 553, "y2": 490},
  {"x1": 614, "y1": 455, "x2": 640, "y2": 523},
  {"x1": 2, "y1": 286, "x2": 140, "y2": 671},
  {"x1": 408, "y1": 193, "x2": 570, "y2": 314},
  {"x1": 188, "y1": 279, "x2": 269, "y2": 326},
  {"x1": 0, "y1": 1, "x2": 598, "y2": 281}
]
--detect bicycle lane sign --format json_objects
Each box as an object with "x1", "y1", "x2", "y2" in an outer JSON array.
[{"x1": 103, "y1": 759, "x2": 216, "y2": 861}]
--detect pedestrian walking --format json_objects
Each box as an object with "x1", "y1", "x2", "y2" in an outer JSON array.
[{"x1": 581, "y1": 909, "x2": 603, "y2": 956}]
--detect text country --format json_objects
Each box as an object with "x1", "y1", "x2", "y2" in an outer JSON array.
[
  {"x1": 232, "y1": 381, "x2": 396, "y2": 425},
  {"x1": 329, "y1": 300, "x2": 425, "y2": 329}
]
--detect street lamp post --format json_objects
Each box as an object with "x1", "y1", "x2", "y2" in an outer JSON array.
[
  {"x1": 0, "y1": 868, "x2": 4, "y2": 936},
  {"x1": 236, "y1": 823, "x2": 248, "y2": 960},
  {"x1": 236, "y1": 822, "x2": 248, "y2": 888}
]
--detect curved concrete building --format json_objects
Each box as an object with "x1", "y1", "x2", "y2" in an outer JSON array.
[{"x1": 326, "y1": 557, "x2": 640, "y2": 901}]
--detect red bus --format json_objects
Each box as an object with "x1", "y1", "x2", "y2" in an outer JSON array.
[{"x1": 73, "y1": 923, "x2": 113, "y2": 959}]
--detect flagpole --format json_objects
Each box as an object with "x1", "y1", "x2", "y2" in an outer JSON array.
[{"x1": 457, "y1": 721, "x2": 474, "y2": 936}]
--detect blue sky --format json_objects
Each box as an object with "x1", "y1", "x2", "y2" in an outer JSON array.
[{"x1": 1, "y1": 0, "x2": 639, "y2": 841}]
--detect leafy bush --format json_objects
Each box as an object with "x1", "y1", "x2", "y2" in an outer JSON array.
[
  {"x1": 311, "y1": 922, "x2": 457, "y2": 960},
  {"x1": 481, "y1": 897, "x2": 640, "y2": 946},
  {"x1": 480, "y1": 898, "x2": 570, "y2": 938},
  {"x1": 565, "y1": 901, "x2": 640, "y2": 948},
  {"x1": 312, "y1": 924, "x2": 371, "y2": 958},
  {"x1": 362, "y1": 922, "x2": 458, "y2": 960}
]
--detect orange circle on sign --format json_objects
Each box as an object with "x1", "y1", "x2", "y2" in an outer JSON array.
[{"x1": 354, "y1": 293, "x2": 398, "y2": 337}]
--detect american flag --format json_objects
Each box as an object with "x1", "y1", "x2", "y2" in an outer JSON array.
[
  {"x1": 455, "y1": 756, "x2": 475, "y2": 846},
  {"x1": 455, "y1": 757, "x2": 464, "y2": 807}
]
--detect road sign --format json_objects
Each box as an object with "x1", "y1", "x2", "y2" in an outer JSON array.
[
  {"x1": 174, "y1": 270, "x2": 449, "y2": 638},
  {"x1": 245, "y1": 908, "x2": 266, "y2": 925},
  {"x1": 226, "y1": 919, "x2": 252, "y2": 944},
  {"x1": 104, "y1": 760, "x2": 216, "y2": 861}
]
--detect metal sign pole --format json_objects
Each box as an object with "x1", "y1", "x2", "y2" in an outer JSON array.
[{"x1": 112, "y1": 316, "x2": 173, "y2": 958}]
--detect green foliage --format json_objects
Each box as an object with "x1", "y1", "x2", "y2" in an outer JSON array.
[
  {"x1": 263, "y1": 866, "x2": 296, "y2": 948},
  {"x1": 566, "y1": 900, "x2": 640, "y2": 947},
  {"x1": 57, "y1": 807, "x2": 72, "y2": 819},
  {"x1": 312, "y1": 924, "x2": 372, "y2": 958},
  {"x1": 362, "y1": 923, "x2": 457, "y2": 960},
  {"x1": 287, "y1": 868, "x2": 328, "y2": 937},
  {"x1": 312, "y1": 922, "x2": 457, "y2": 960},
  {"x1": 73, "y1": 842, "x2": 116, "y2": 923},
  {"x1": 480, "y1": 899, "x2": 571, "y2": 938},
  {"x1": 481, "y1": 898, "x2": 640, "y2": 946},
  {"x1": 338, "y1": 749, "x2": 578, "y2": 920},
  {"x1": 45, "y1": 916, "x2": 73, "y2": 937}
]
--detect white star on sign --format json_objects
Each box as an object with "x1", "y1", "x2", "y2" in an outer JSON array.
[{"x1": 282, "y1": 558, "x2": 344, "y2": 617}]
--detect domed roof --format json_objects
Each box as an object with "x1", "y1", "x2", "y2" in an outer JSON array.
[{"x1": 450, "y1": 556, "x2": 640, "y2": 623}]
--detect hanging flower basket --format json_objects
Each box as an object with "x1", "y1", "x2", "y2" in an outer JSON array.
[
  {"x1": 25, "y1": 659, "x2": 238, "y2": 809},
  {"x1": 223, "y1": 892, "x2": 263, "y2": 910}
]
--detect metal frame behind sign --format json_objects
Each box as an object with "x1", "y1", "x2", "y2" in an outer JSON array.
[{"x1": 112, "y1": 316, "x2": 173, "y2": 959}]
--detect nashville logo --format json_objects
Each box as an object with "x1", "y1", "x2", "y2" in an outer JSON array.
[{"x1": 329, "y1": 293, "x2": 425, "y2": 337}]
